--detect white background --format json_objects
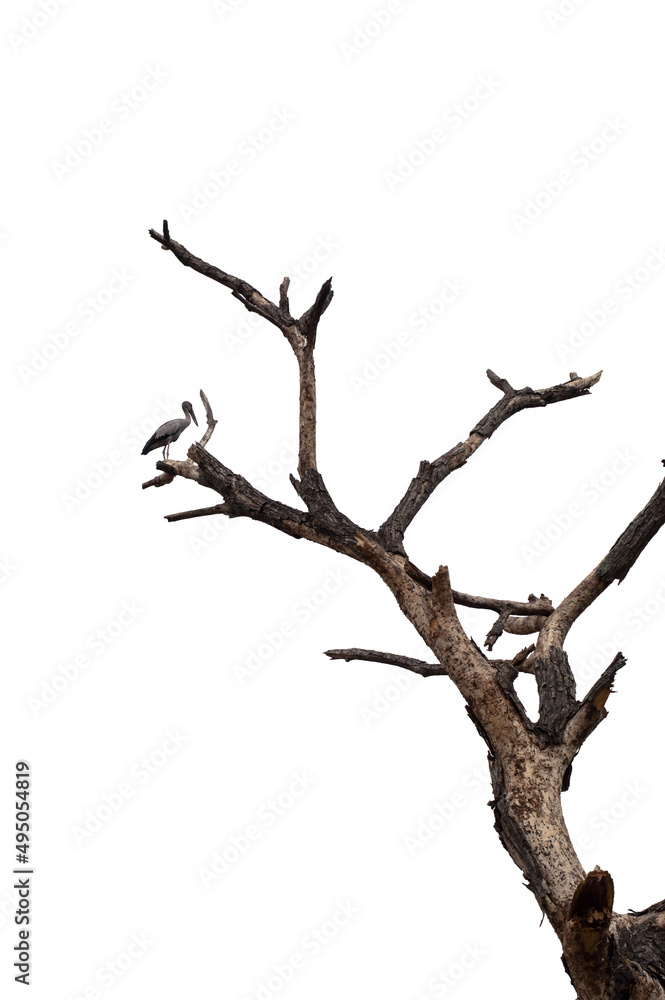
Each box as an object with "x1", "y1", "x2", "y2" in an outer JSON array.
[{"x1": 3, "y1": 1, "x2": 665, "y2": 998}]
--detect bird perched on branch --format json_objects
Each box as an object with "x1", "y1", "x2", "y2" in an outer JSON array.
[{"x1": 141, "y1": 401, "x2": 198, "y2": 460}]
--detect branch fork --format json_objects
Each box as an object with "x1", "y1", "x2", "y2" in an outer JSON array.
[{"x1": 144, "y1": 223, "x2": 665, "y2": 997}]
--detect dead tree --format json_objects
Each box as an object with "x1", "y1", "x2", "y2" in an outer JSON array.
[{"x1": 144, "y1": 221, "x2": 665, "y2": 999}]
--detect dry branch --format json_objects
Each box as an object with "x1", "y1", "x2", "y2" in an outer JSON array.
[
  {"x1": 149, "y1": 222, "x2": 330, "y2": 482},
  {"x1": 300, "y1": 276, "x2": 333, "y2": 348},
  {"x1": 142, "y1": 388, "x2": 218, "y2": 489},
  {"x1": 144, "y1": 227, "x2": 665, "y2": 998},
  {"x1": 198, "y1": 389, "x2": 217, "y2": 447},
  {"x1": 538, "y1": 474, "x2": 665, "y2": 656},
  {"x1": 149, "y1": 222, "x2": 291, "y2": 337},
  {"x1": 378, "y1": 369, "x2": 602, "y2": 553},
  {"x1": 325, "y1": 648, "x2": 445, "y2": 677},
  {"x1": 564, "y1": 653, "x2": 626, "y2": 750},
  {"x1": 531, "y1": 472, "x2": 665, "y2": 737}
]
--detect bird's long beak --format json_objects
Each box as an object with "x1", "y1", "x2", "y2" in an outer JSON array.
[{"x1": 191, "y1": 409, "x2": 198, "y2": 426}]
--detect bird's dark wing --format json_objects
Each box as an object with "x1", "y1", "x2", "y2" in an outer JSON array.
[{"x1": 141, "y1": 418, "x2": 186, "y2": 454}]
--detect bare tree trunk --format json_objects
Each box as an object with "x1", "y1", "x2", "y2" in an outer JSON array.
[{"x1": 143, "y1": 222, "x2": 665, "y2": 998}]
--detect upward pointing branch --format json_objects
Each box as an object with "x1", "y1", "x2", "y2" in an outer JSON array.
[
  {"x1": 379, "y1": 369, "x2": 602, "y2": 553},
  {"x1": 526, "y1": 470, "x2": 665, "y2": 737},
  {"x1": 538, "y1": 472, "x2": 665, "y2": 656},
  {"x1": 300, "y1": 276, "x2": 333, "y2": 352},
  {"x1": 149, "y1": 223, "x2": 334, "y2": 485}
]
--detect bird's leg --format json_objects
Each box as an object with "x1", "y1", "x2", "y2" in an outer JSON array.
[{"x1": 162, "y1": 444, "x2": 167, "y2": 460}]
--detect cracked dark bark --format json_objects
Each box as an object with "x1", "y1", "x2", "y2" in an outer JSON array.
[{"x1": 144, "y1": 223, "x2": 665, "y2": 999}]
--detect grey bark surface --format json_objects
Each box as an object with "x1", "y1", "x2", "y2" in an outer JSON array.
[{"x1": 144, "y1": 223, "x2": 665, "y2": 998}]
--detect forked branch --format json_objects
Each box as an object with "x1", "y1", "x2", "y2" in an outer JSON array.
[
  {"x1": 379, "y1": 369, "x2": 602, "y2": 553},
  {"x1": 144, "y1": 229, "x2": 665, "y2": 998},
  {"x1": 149, "y1": 222, "x2": 333, "y2": 479},
  {"x1": 150, "y1": 221, "x2": 293, "y2": 339},
  {"x1": 528, "y1": 473, "x2": 665, "y2": 736}
]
